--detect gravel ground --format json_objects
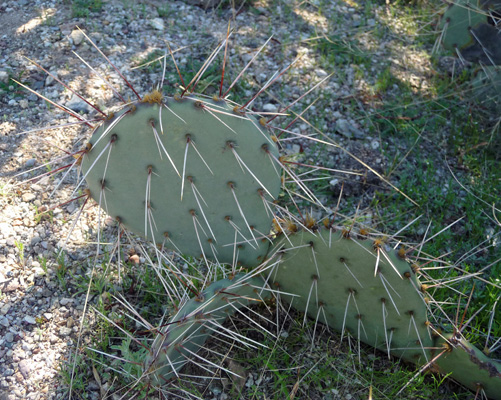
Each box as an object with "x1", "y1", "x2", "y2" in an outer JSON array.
[{"x1": 0, "y1": 0, "x2": 458, "y2": 399}]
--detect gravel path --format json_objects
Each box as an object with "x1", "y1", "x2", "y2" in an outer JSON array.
[{"x1": 0, "y1": 1, "x2": 442, "y2": 399}]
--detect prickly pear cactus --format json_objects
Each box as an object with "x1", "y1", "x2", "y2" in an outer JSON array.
[
  {"x1": 434, "y1": 333, "x2": 501, "y2": 399},
  {"x1": 143, "y1": 273, "x2": 269, "y2": 384},
  {"x1": 81, "y1": 94, "x2": 281, "y2": 267},
  {"x1": 439, "y1": 0, "x2": 501, "y2": 65},
  {"x1": 267, "y1": 228, "x2": 433, "y2": 365}
]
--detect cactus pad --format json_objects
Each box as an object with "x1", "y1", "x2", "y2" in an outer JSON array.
[
  {"x1": 81, "y1": 95, "x2": 281, "y2": 267},
  {"x1": 267, "y1": 228, "x2": 433, "y2": 364},
  {"x1": 440, "y1": 0, "x2": 501, "y2": 65},
  {"x1": 143, "y1": 273, "x2": 269, "y2": 384},
  {"x1": 434, "y1": 333, "x2": 501, "y2": 399}
]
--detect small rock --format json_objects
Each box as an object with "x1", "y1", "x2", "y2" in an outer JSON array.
[
  {"x1": 315, "y1": 68, "x2": 328, "y2": 77},
  {"x1": 69, "y1": 29, "x2": 84, "y2": 45},
  {"x1": 0, "y1": 71, "x2": 9, "y2": 84},
  {"x1": 25, "y1": 158, "x2": 36, "y2": 168},
  {"x1": 150, "y1": 18, "x2": 165, "y2": 30},
  {"x1": 0, "y1": 222, "x2": 13, "y2": 236},
  {"x1": 5, "y1": 332, "x2": 14, "y2": 343},
  {"x1": 24, "y1": 315, "x2": 37, "y2": 325},
  {"x1": 59, "y1": 298, "x2": 73, "y2": 306},
  {"x1": 0, "y1": 279, "x2": 20, "y2": 293},
  {"x1": 329, "y1": 178, "x2": 339, "y2": 189},
  {"x1": 66, "y1": 202, "x2": 77, "y2": 214},
  {"x1": 59, "y1": 327, "x2": 72, "y2": 337},
  {"x1": 18, "y1": 360, "x2": 31, "y2": 379},
  {"x1": 60, "y1": 22, "x2": 77, "y2": 36},
  {"x1": 335, "y1": 119, "x2": 353, "y2": 138},
  {"x1": 371, "y1": 139, "x2": 380, "y2": 150},
  {"x1": 21, "y1": 193, "x2": 36, "y2": 202},
  {"x1": 0, "y1": 316, "x2": 9, "y2": 328},
  {"x1": 262, "y1": 103, "x2": 277, "y2": 112},
  {"x1": 245, "y1": 374, "x2": 254, "y2": 388},
  {"x1": 30, "y1": 236, "x2": 41, "y2": 246},
  {"x1": 66, "y1": 94, "x2": 93, "y2": 113},
  {"x1": 19, "y1": 99, "x2": 28, "y2": 109},
  {"x1": 0, "y1": 303, "x2": 11, "y2": 315},
  {"x1": 89, "y1": 32, "x2": 102, "y2": 43},
  {"x1": 45, "y1": 71, "x2": 57, "y2": 86}
]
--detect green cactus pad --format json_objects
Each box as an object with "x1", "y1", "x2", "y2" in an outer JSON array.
[
  {"x1": 143, "y1": 273, "x2": 269, "y2": 384},
  {"x1": 434, "y1": 333, "x2": 501, "y2": 399},
  {"x1": 81, "y1": 95, "x2": 281, "y2": 267},
  {"x1": 440, "y1": 0, "x2": 501, "y2": 64},
  {"x1": 440, "y1": 0, "x2": 486, "y2": 51},
  {"x1": 267, "y1": 228, "x2": 433, "y2": 364}
]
